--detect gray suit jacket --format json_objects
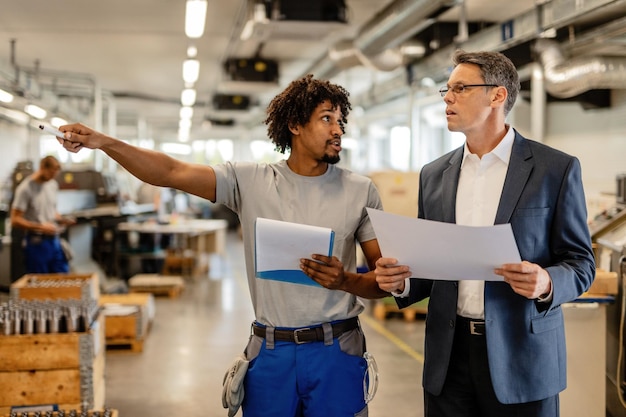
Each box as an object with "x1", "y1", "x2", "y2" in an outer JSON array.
[{"x1": 397, "y1": 130, "x2": 595, "y2": 404}]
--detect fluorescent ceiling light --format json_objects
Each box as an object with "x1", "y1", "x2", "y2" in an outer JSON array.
[
  {"x1": 0, "y1": 88, "x2": 14, "y2": 103},
  {"x1": 181, "y1": 89, "x2": 197, "y2": 106},
  {"x1": 51, "y1": 117, "x2": 68, "y2": 127},
  {"x1": 25, "y1": 104, "x2": 47, "y2": 119},
  {"x1": 180, "y1": 106, "x2": 194, "y2": 120},
  {"x1": 179, "y1": 118, "x2": 192, "y2": 129},
  {"x1": 183, "y1": 59, "x2": 200, "y2": 83},
  {"x1": 187, "y1": 46, "x2": 198, "y2": 58},
  {"x1": 0, "y1": 107, "x2": 29, "y2": 124},
  {"x1": 185, "y1": 0, "x2": 207, "y2": 38},
  {"x1": 178, "y1": 126, "x2": 190, "y2": 142}
]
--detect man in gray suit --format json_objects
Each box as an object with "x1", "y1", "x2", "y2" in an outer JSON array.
[{"x1": 375, "y1": 50, "x2": 595, "y2": 417}]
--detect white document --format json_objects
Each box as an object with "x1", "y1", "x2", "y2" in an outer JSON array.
[
  {"x1": 366, "y1": 208, "x2": 521, "y2": 281},
  {"x1": 255, "y1": 218, "x2": 335, "y2": 287}
]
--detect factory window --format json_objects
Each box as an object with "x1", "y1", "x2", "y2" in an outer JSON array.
[
  {"x1": 389, "y1": 126, "x2": 411, "y2": 171},
  {"x1": 40, "y1": 136, "x2": 93, "y2": 164}
]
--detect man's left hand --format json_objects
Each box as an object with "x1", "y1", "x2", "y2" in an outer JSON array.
[
  {"x1": 495, "y1": 261, "x2": 552, "y2": 299},
  {"x1": 300, "y1": 254, "x2": 345, "y2": 290}
]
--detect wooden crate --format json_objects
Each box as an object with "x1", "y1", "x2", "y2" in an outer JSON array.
[
  {"x1": 99, "y1": 293, "x2": 155, "y2": 352},
  {"x1": 0, "y1": 314, "x2": 105, "y2": 412},
  {"x1": 10, "y1": 273, "x2": 100, "y2": 302},
  {"x1": 1, "y1": 410, "x2": 118, "y2": 417},
  {"x1": 128, "y1": 274, "x2": 184, "y2": 298}
]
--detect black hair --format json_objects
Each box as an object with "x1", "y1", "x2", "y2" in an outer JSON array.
[{"x1": 264, "y1": 74, "x2": 352, "y2": 154}]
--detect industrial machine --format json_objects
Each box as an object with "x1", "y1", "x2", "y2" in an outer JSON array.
[{"x1": 590, "y1": 174, "x2": 626, "y2": 417}]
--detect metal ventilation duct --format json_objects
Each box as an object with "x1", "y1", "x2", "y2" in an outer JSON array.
[
  {"x1": 534, "y1": 38, "x2": 626, "y2": 98},
  {"x1": 305, "y1": 0, "x2": 457, "y2": 79}
]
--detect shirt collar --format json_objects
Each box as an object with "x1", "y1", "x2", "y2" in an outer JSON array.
[{"x1": 461, "y1": 125, "x2": 515, "y2": 167}]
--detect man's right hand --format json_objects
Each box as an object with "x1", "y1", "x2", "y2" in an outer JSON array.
[
  {"x1": 375, "y1": 257, "x2": 411, "y2": 293},
  {"x1": 38, "y1": 222, "x2": 60, "y2": 235},
  {"x1": 58, "y1": 123, "x2": 107, "y2": 153}
]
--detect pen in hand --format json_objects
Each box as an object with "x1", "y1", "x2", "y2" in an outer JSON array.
[
  {"x1": 38, "y1": 124, "x2": 66, "y2": 139},
  {"x1": 39, "y1": 124, "x2": 83, "y2": 151}
]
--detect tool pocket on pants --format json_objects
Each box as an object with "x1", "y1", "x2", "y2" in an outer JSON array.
[
  {"x1": 338, "y1": 326, "x2": 366, "y2": 356},
  {"x1": 355, "y1": 405, "x2": 369, "y2": 417}
]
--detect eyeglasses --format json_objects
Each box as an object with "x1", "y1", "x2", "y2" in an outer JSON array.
[{"x1": 438, "y1": 84, "x2": 499, "y2": 97}]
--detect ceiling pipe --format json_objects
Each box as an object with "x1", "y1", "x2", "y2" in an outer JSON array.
[
  {"x1": 533, "y1": 38, "x2": 626, "y2": 98},
  {"x1": 304, "y1": 0, "x2": 458, "y2": 79}
]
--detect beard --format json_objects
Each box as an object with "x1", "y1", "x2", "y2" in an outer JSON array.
[{"x1": 321, "y1": 153, "x2": 340, "y2": 164}]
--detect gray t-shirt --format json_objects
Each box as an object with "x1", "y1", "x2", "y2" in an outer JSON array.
[
  {"x1": 12, "y1": 176, "x2": 59, "y2": 226},
  {"x1": 214, "y1": 160, "x2": 382, "y2": 327}
]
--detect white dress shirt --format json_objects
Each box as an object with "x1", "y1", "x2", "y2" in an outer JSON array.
[
  {"x1": 455, "y1": 127, "x2": 514, "y2": 318},
  {"x1": 393, "y1": 127, "x2": 515, "y2": 319}
]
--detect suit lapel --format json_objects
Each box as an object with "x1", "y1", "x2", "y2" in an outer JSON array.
[
  {"x1": 495, "y1": 133, "x2": 533, "y2": 224},
  {"x1": 442, "y1": 148, "x2": 463, "y2": 223}
]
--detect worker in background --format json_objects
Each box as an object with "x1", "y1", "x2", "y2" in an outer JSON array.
[
  {"x1": 57, "y1": 74, "x2": 388, "y2": 417},
  {"x1": 374, "y1": 50, "x2": 595, "y2": 417},
  {"x1": 11, "y1": 155, "x2": 76, "y2": 273}
]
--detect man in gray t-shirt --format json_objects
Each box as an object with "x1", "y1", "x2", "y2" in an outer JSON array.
[
  {"x1": 11, "y1": 156, "x2": 75, "y2": 273},
  {"x1": 59, "y1": 75, "x2": 389, "y2": 417}
]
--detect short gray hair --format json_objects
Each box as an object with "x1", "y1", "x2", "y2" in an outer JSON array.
[{"x1": 452, "y1": 50, "x2": 520, "y2": 115}]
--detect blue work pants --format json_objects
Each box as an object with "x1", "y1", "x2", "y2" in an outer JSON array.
[
  {"x1": 24, "y1": 235, "x2": 69, "y2": 273},
  {"x1": 242, "y1": 327, "x2": 369, "y2": 417}
]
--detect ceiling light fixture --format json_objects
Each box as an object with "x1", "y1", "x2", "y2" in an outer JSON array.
[
  {"x1": 0, "y1": 107, "x2": 29, "y2": 124},
  {"x1": 180, "y1": 106, "x2": 194, "y2": 120},
  {"x1": 185, "y1": 0, "x2": 208, "y2": 39},
  {"x1": 51, "y1": 117, "x2": 68, "y2": 127},
  {"x1": 187, "y1": 46, "x2": 198, "y2": 58},
  {"x1": 25, "y1": 104, "x2": 47, "y2": 119},
  {"x1": 183, "y1": 59, "x2": 200, "y2": 83},
  {"x1": 0, "y1": 88, "x2": 14, "y2": 103},
  {"x1": 181, "y1": 88, "x2": 197, "y2": 106},
  {"x1": 179, "y1": 118, "x2": 192, "y2": 130}
]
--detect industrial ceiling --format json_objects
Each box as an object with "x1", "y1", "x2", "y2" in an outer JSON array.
[{"x1": 1, "y1": 0, "x2": 625, "y2": 143}]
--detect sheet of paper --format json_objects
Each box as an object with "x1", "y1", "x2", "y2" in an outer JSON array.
[
  {"x1": 255, "y1": 218, "x2": 335, "y2": 287},
  {"x1": 366, "y1": 208, "x2": 521, "y2": 281}
]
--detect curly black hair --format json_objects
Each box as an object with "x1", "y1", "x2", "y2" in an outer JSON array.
[{"x1": 264, "y1": 74, "x2": 352, "y2": 154}]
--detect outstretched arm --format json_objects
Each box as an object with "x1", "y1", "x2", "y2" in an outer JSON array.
[{"x1": 59, "y1": 123, "x2": 217, "y2": 202}]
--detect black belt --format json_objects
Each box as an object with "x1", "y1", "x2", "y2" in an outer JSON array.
[
  {"x1": 456, "y1": 316, "x2": 486, "y2": 336},
  {"x1": 252, "y1": 317, "x2": 359, "y2": 344},
  {"x1": 26, "y1": 233, "x2": 58, "y2": 240}
]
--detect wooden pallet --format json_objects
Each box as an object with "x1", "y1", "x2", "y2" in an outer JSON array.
[
  {"x1": 372, "y1": 297, "x2": 428, "y2": 322},
  {"x1": 1, "y1": 410, "x2": 118, "y2": 417},
  {"x1": 100, "y1": 293, "x2": 154, "y2": 353},
  {"x1": 128, "y1": 274, "x2": 184, "y2": 298},
  {"x1": 130, "y1": 285, "x2": 182, "y2": 298},
  {"x1": 105, "y1": 338, "x2": 144, "y2": 353}
]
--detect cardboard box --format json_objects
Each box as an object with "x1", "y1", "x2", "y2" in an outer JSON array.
[
  {"x1": 588, "y1": 269, "x2": 618, "y2": 295},
  {"x1": 369, "y1": 171, "x2": 419, "y2": 218}
]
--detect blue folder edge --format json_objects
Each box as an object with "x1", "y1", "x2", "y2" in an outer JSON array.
[{"x1": 254, "y1": 218, "x2": 335, "y2": 287}]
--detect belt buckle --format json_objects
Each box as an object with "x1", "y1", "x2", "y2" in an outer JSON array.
[
  {"x1": 293, "y1": 327, "x2": 311, "y2": 344},
  {"x1": 469, "y1": 321, "x2": 484, "y2": 335}
]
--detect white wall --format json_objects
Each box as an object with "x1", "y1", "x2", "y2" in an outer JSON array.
[
  {"x1": 511, "y1": 90, "x2": 626, "y2": 215},
  {"x1": 0, "y1": 121, "x2": 37, "y2": 200},
  {"x1": 545, "y1": 90, "x2": 626, "y2": 198}
]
